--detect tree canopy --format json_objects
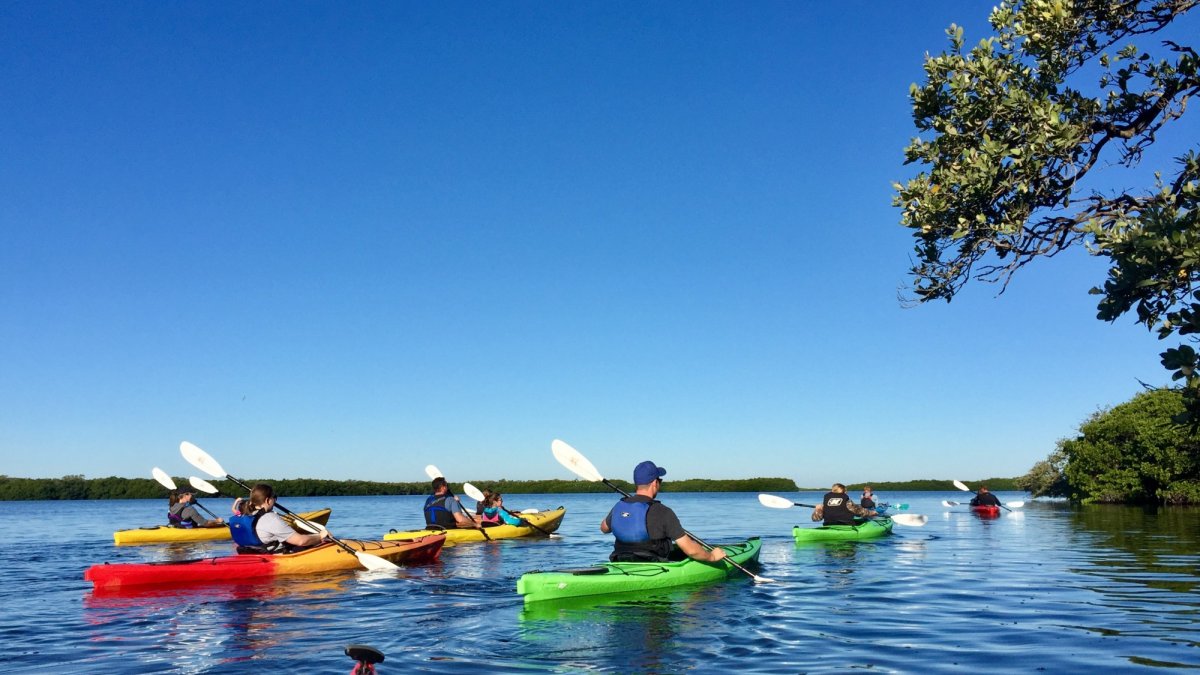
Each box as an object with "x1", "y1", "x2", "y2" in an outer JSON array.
[
  {"x1": 1020, "y1": 388, "x2": 1200, "y2": 503},
  {"x1": 894, "y1": 0, "x2": 1200, "y2": 418}
]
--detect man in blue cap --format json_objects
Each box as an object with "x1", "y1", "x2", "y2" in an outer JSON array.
[{"x1": 599, "y1": 460, "x2": 728, "y2": 564}]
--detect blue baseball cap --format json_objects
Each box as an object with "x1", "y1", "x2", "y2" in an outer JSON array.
[{"x1": 633, "y1": 460, "x2": 667, "y2": 485}]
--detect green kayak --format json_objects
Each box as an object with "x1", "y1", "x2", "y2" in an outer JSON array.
[
  {"x1": 792, "y1": 516, "x2": 894, "y2": 543},
  {"x1": 516, "y1": 537, "x2": 762, "y2": 604}
]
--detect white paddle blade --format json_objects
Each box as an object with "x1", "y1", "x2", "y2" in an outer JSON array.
[
  {"x1": 757, "y1": 493, "x2": 796, "y2": 509},
  {"x1": 292, "y1": 518, "x2": 324, "y2": 534},
  {"x1": 520, "y1": 508, "x2": 539, "y2": 514},
  {"x1": 356, "y1": 551, "x2": 399, "y2": 571},
  {"x1": 952, "y1": 480, "x2": 971, "y2": 492},
  {"x1": 1006, "y1": 501, "x2": 1026, "y2": 508},
  {"x1": 941, "y1": 500, "x2": 959, "y2": 507},
  {"x1": 189, "y1": 476, "x2": 220, "y2": 494},
  {"x1": 181, "y1": 442, "x2": 227, "y2": 478},
  {"x1": 424, "y1": 465, "x2": 443, "y2": 480},
  {"x1": 151, "y1": 467, "x2": 177, "y2": 491},
  {"x1": 462, "y1": 483, "x2": 486, "y2": 502},
  {"x1": 891, "y1": 514, "x2": 928, "y2": 527},
  {"x1": 550, "y1": 439, "x2": 604, "y2": 482}
]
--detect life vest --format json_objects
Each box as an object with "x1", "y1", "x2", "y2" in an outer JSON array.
[
  {"x1": 229, "y1": 512, "x2": 267, "y2": 548},
  {"x1": 971, "y1": 493, "x2": 1001, "y2": 507},
  {"x1": 821, "y1": 492, "x2": 856, "y2": 526},
  {"x1": 480, "y1": 507, "x2": 503, "y2": 525},
  {"x1": 424, "y1": 494, "x2": 459, "y2": 528},
  {"x1": 608, "y1": 498, "x2": 672, "y2": 562},
  {"x1": 168, "y1": 503, "x2": 195, "y2": 528},
  {"x1": 860, "y1": 496, "x2": 876, "y2": 509}
]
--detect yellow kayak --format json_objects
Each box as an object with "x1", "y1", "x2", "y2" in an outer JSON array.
[
  {"x1": 112, "y1": 508, "x2": 333, "y2": 545},
  {"x1": 383, "y1": 507, "x2": 566, "y2": 544}
]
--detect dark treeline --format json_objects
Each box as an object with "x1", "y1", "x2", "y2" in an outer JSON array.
[
  {"x1": 837, "y1": 478, "x2": 1021, "y2": 492},
  {"x1": 0, "y1": 475, "x2": 801, "y2": 500}
]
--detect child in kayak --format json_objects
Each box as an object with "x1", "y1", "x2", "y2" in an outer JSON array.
[
  {"x1": 479, "y1": 493, "x2": 523, "y2": 527},
  {"x1": 229, "y1": 483, "x2": 327, "y2": 552},
  {"x1": 860, "y1": 486, "x2": 877, "y2": 509}
]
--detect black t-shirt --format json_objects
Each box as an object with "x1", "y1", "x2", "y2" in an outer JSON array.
[{"x1": 971, "y1": 492, "x2": 1001, "y2": 507}]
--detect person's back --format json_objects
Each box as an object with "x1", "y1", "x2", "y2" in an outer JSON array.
[
  {"x1": 970, "y1": 487, "x2": 1001, "y2": 507},
  {"x1": 424, "y1": 477, "x2": 474, "y2": 529},
  {"x1": 813, "y1": 483, "x2": 875, "y2": 526},
  {"x1": 168, "y1": 491, "x2": 221, "y2": 528}
]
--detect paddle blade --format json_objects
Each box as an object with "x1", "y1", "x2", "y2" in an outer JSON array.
[
  {"x1": 424, "y1": 465, "x2": 443, "y2": 481},
  {"x1": 462, "y1": 483, "x2": 485, "y2": 502},
  {"x1": 757, "y1": 493, "x2": 796, "y2": 509},
  {"x1": 891, "y1": 514, "x2": 928, "y2": 527},
  {"x1": 356, "y1": 551, "x2": 399, "y2": 571},
  {"x1": 151, "y1": 467, "x2": 176, "y2": 491},
  {"x1": 1006, "y1": 501, "x2": 1026, "y2": 508},
  {"x1": 189, "y1": 476, "x2": 220, "y2": 494},
  {"x1": 520, "y1": 508, "x2": 539, "y2": 514},
  {"x1": 941, "y1": 500, "x2": 959, "y2": 507},
  {"x1": 952, "y1": 480, "x2": 971, "y2": 492},
  {"x1": 181, "y1": 442, "x2": 226, "y2": 478},
  {"x1": 551, "y1": 439, "x2": 604, "y2": 482}
]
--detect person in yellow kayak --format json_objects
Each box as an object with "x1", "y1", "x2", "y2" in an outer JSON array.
[
  {"x1": 168, "y1": 490, "x2": 223, "y2": 528},
  {"x1": 229, "y1": 483, "x2": 327, "y2": 552},
  {"x1": 599, "y1": 460, "x2": 727, "y2": 564},
  {"x1": 479, "y1": 492, "x2": 523, "y2": 527},
  {"x1": 424, "y1": 477, "x2": 478, "y2": 529},
  {"x1": 813, "y1": 483, "x2": 877, "y2": 526}
]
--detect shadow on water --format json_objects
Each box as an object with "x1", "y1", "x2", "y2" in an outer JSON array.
[{"x1": 1062, "y1": 502, "x2": 1200, "y2": 594}]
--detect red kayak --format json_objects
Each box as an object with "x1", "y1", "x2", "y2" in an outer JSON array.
[
  {"x1": 971, "y1": 505, "x2": 1001, "y2": 518},
  {"x1": 85, "y1": 535, "x2": 444, "y2": 591}
]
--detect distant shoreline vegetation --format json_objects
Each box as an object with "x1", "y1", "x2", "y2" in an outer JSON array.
[{"x1": 0, "y1": 475, "x2": 1020, "y2": 500}]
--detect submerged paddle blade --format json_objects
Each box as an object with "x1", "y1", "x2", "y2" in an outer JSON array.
[
  {"x1": 1006, "y1": 501, "x2": 1026, "y2": 508},
  {"x1": 151, "y1": 467, "x2": 176, "y2": 491},
  {"x1": 356, "y1": 551, "x2": 399, "y2": 571},
  {"x1": 891, "y1": 514, "x2": 928, "y2": 527},
  {"x1": 952, "y1": 480, "x2": 971, "y2": 492},
  {"x1": 462, "y1": 483, "x2": 486, "y2": 502},
  {"x1": 757, "y1": 493, "x2": 796, "y2": 509},
  {"x1": 941, "y1": 500, "x2": 959, "y2": 507},
  {"x1": 181, "y1": 441, "x2": 227, "y2": 478},
  {"x1": 550, "y1": 439, "x2": 604, "y2": 482},
  {"x1": 189, "y1": 476, "x2": 220, "y2": 494},
  {"x1": 424, "y1": 465, "x2": 443, "y2": 480}
]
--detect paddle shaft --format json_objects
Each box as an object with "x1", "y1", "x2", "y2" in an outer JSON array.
[
  {"x1": 217, "y1": 473, "x2": 370, "y2": 559},
  {"x1": 500, "y1": 506, "x2": 554, "y2": 536},
  {"x1": 600, "y1": 478, "x2": 758, "y2": 579},
  {"x1": 447, "y1": 488, "x2": 492, "y2": 540}
]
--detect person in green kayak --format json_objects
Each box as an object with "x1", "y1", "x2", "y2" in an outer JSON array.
[
  {"x1": 229, "y1": 483, "x2": 327, "y2": 552},
  {"x1": 168, "y1": 490, "x2": 223, "y2": 528},
  {"x1": 599, "y1": 460, "x2": 728, "y2": 564},
  {"x1": 424, "y1": 477, "x2": 478, "y2": 529},
  {"x1": 812, "y1": 483, "x2": 876, "y2": 526},
  {"x1": 860, "y1": 485, "x2": 877, "y2": 510},
  {"x1": 970, "y1": 485, "x2": 1002, "y2": 507}
]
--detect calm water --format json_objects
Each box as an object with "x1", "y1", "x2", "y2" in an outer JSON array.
[{"x1": 2, "y1": 491, "x2": 1198, "y2": 673}]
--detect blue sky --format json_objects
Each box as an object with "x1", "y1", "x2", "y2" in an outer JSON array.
[{"x1": 1, "y1": 3, "x2": 1190, "y2": 487}]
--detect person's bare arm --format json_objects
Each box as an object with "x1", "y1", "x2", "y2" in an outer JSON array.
[{"x1": 674, "y1": 535, "x2": 727, "y2": 563}]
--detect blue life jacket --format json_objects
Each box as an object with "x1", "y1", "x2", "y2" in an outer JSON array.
[
  {"x1": 608, "y1": 498, "x2": 672, "y2": 561},
  {"x1": 424, "y1": 494, "x2": 458, "y2": 528},
  {"x1": 229, "y1": 513, "x2": 266, "y2": 547}
]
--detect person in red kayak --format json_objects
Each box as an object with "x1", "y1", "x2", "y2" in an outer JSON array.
[
  {"x1": 229, "y1": 483, "x2": 327, "y2": 552},
  {"x1": 812, "y1": 483, "x2": 876, "y2": 526},
  {"x1": 599, "y1": 460, "x2": 727, "y2": 564},
  {"x1": 970, "y1": 485, "x2": 1002, "y2": 507}
]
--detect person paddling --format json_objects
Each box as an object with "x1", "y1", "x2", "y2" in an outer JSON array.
[
  {"x1": 599, "y1": 460, "x2": 727, "y2": 564},
  {"x1": 479, "y1": 493, "x2": 523, "y2": 527},
  {"x1": 970, "y1": 485, "x2": 1002, "y2": 507},
  {"x1": 229, "y1": 483, "x2": 327, "y2": 553},
  {"x1": 168, "y1": 490, "x2": 223, "y2": 528},
  {"x1": 812, "y1": 483, "x2": 876, "y2": 526},
  {"x1": 424, "y1": 477, "x2": 478, "y2": 529}
]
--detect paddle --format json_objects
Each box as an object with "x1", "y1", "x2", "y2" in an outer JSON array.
[
  {"x1": 757, "y1": 493, "x2": 929, "y2": 526},
  {"x1": 461, "y1": 482, "x2": 559, "y2": 538},
  {"x1": 423, "y1": 465, "x2": 490, "y2": 540},
  {"x1": 943, "y1": 498, "x2": 1025, "y2": 509},
  {"x1": 151, "y1": 467, "x2": 222, "y2": 522},
  {"x1": 953, "y1": 480, "x2": 1018, "y2": 512},
  {"x1": 878, "y1": 502, "x2": 909, "y2": 510},
  {"x1": 550, "y1": 439, "x2": 773, "y2": 583},
  {"x1": 189, "y1": 476, "x2": 325, "y2": 535},
  {"x1": 179, "y1": 441, "x2": 398, "y2": 571}
]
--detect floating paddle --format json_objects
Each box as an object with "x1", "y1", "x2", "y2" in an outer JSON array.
[
  {"x1": 423, "y1": 465, "x2": 490, "y2": 540},
  {"x1": 180, "y1": 441, "x2": 397, "y2": 571},
  {"x1": 151, "y1": 467, "x2": 222, "y2": 521},
  {"x1": 953, "y1": 480, "x2": 1019, "y2": 512},
  {"x1": 757, "y1": 493, "x2": 929, "y2": 526},
  {"x1": 461, "y1": 482, "x2": 559, "y2": 538},
  {"x1": 551, "y1": 439, "x2": 773, "y2": 583},
  {"x1": 190, "y1": 476, "x2": 325, "y2": 534}
]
